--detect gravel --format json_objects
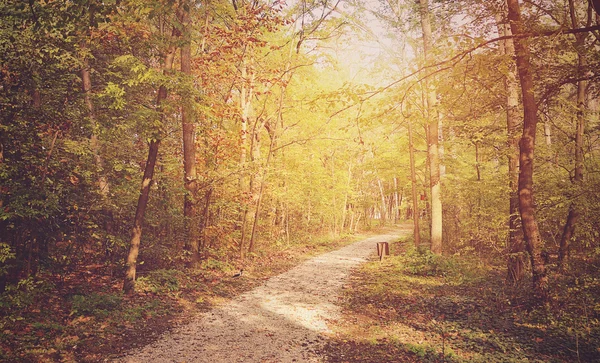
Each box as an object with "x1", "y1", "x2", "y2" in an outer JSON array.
[{"x1": 117, "y1": 229, "x2": 407, "y2": 363}]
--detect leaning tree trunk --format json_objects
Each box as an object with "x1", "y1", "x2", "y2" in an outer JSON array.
[
  {"x1": 418, "y1": 0, "x2": 443, "y2": 254},
  {"x1": 506, "y1": 0, "x2": 548, "y2": 300},
  {"x1": 495, "y1": 8, "x2": 525, "y2": 283},
  {"x1": 123, "y1": 24, "x2": 180, "y2": 294}
]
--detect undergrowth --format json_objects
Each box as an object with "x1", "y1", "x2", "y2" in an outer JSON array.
[
  {"x1": 0, "y1": 228, "x2": 369, "y2": 362},
  {"x1": 324, "y1": 237, "x2": 600, "y2": 363}
]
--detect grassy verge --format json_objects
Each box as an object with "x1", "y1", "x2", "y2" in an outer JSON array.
[
  {"x1": 0, "y1": 229, "x2": 383, "y2": 363},
  {"x1": 323, "y1": 237, "x2": 600, "y2": 363}
]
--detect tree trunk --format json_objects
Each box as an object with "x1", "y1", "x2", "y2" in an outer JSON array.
[
  {"x1": 248, "y1": 120, "x2": 275, "y2": 253},
  {"x1": 408, "y1": 119, "x2": 421, "y2": 248},
  {"x1": 495, "y1": 9, "x2": 526, "y2": 284},
  {"x1": 506, "y1": 0, "x2": 548, "y2": 300},
  {"x1": 558, "y1": 0, "x2": 588, "y2": 269},
  {"x1": 180, "y1": 8, "x2": 201, "y2": 267},
  {"x1": 474, "y1": 141, "x2": 481, "y2": 181},
  {"x1": 393, "y1": 177, "x2": 400, "y2": 223},
  {"x1": 239, "y1": 61, "x2": 253, "y2": 259},
  {"x1": 341, "y1": 163, "x2": 352, "y2": 232},
  {"x1": 123, "y1": 25, "x2": 179, "y2": 294},
  {"x1": 378, "y1": 178, "x2": 387, "y2": 225},
  {"x1": 418, "y1": 0, "x2": 443, "y2": 254},
  {"x1": 81, "y1": 54, "x2": 110, "y2": 198}
]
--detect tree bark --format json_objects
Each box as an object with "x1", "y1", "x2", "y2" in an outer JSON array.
[
  {"x1": 378, "y1": 178, "x2": 387, "y2": 225},
  {"x1": 418, "y1": 0, "x2": 443, "y2": 254},
  {"x1": 393, "y1": 177, "x2": 400, "y2": 223},
  {"x1": 506, "y1": 0, "x2": 548, "y2": 300},
  {"x1": 123, "y1": 23, "x2": 179, "y2": 294},
  {"x1": 82, "y1": 54, "x2": 110, "y2": 198},
  {"x1": 496, "y1": 8, "x2": 526, "y2": 283},
  {"x1": 238, "y1": 61, "x2": 253, "y2": 259},
  {"x1": 408, "y1": 119, "x2": 421, "y2": 248},
  {"x1": 180, "y1": 6, "x2": 201, "y2": 266},
  {"x1": 558, "y1": 0, "x2": 589, "y2": 269}
]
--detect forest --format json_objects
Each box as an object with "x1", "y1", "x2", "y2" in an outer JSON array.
[{"x1": 1, "y1": 0, "x2": 600, "y2": 361}]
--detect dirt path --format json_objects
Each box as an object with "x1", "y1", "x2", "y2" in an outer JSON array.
[{"x1": 118, "y1": 226, "x2": 410, "y2": 363}]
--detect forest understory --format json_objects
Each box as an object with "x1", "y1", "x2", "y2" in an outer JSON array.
[
  {"x1": 3, "y1": 226, "x2": 600, "y2": 362},
  {"x1": 0, "y1": 230, "x2": 366, "y2": 362},
  {"x1": 324, "y1": 237, "x2": 600, "y2": 363}
]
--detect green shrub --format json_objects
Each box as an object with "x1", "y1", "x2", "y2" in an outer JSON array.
[
  {"x1": 70, "y1": 292, "x2": 123, "y2": 317},
  {"x1": 0, "y1": 243, "x2": 15, "y2": 277},
  {"x1": 0, "y1": 277, "x2": 53, "y2": 310},
  {"x1": 136, "y1": 269, "x2": 182, "y2": 294},
  {"x1": 402, "y1": 247, "x2": 452, "y2": 277}
]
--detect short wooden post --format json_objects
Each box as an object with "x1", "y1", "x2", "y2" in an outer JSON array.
[{"x1": 377, "y1": 242, "x2": 389, "y2": 261}]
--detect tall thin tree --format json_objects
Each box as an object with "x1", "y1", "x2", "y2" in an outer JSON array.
[{"x1": 123, "y1": 8, "x2": 182, "y2": 294}]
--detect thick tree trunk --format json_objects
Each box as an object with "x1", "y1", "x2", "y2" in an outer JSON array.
[
  {"x1": 506, "y1": 0, "x2": 548, "y2": 300},
  {"x1": 495, "y1": 10, "x2": 525, "y2": 283},
  {"x1": 418, "y1": 0, "x2": 442, "y2": 254},
  {"x1": 123, "y1": 26, "x2": 179, "y2": 294}
]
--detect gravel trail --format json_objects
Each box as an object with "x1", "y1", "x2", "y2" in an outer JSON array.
[{"x1": 118, "y1": 227, "x2": 409, "y2": 363}]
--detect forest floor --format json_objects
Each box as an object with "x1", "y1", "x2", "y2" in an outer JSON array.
[
  {"x1": 3, "y1": 226, "x2": 600, "y2": 362},
  {"x1": 0, "y1": 226, "x2": 402, "y2": 362},
  {"x1": 322, "y1": 238, "x2": 600, "y2": 363}
]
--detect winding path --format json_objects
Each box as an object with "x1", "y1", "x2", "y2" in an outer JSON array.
[{"x1": 119, "y1": 226, "x2": 409, "y2": 363}]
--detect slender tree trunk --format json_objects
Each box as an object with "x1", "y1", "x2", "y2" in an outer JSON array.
[
  {"x1": 474, "y1": 142, "x2": 481, "y2": 181},
  {"x1": 378, "y1": 178, "x2": 387, "y2": 225},
  {"x1": 341, "y1": 163, "x2": 352, "y2": 232},
  {"x1": 239, "y1": 61, "x2": 253, "y2": 259},
  {"x1": 394, "y1": 177, "x2": 400, "y2": 223},
  {"x1": 82, "y1": 54, "x2": 109, "y2": 198},
  {"x1": 408, "y1": 119, "x2": 421, "y2": 247},
  {"x1": 496, "y1": 10, "x2": 526, "y2": 283},
  {"x1": 418, "y1": 0, "x2": 443, "y2": 254},
  {"x1": 559, "y1": 0, "x2": 589, "y2": 269},
  {"x1": 331, "y1": 152, "x2": 338, "y2": 235},
  {"x1": 507, "y1": 0, "x2": 548, "y2": 300},
  {"x1": 123, "y1": 24, "x2": 179, "y2": 294},
  {"x1": 248, "y1": 131, "x2": 274, "y2": 253},
  {"x1": 180, "y1": 7, "x2": 201, "y2": 266}
]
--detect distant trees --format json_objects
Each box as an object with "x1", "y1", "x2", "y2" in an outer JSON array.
[
  {"x1": 1, "y1": 0, "x2": 600, "y2": 304},
  {"x1": 0, "y1": 0, "x2": 390, "y2": 294},
  {"x1": 374, "y1": 0, "x2": 600, "y2": 301}
]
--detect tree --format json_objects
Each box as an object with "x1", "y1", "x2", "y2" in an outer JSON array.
[
  {"x1": 506, "y1": 0, "x2": 548, "y2": 299},
  {"x1": 418, "y1": 0, "x2": 443, "y2": 254},
  {"x1": 558, "y1": 0, "x2": 591, "y2": 269},
  {"x1": 180, "y1": 1, "x2": 202, "y2": 266},
  {"x1": 494, "y1": 2, "x2": 525, "y2": 283},
  {"x1": 123, "y1": 4, "x2": 183, "y2": 294}
]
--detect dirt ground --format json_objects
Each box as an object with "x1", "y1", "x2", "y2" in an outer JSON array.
[{"x1": 116, "y1": 227, "x2": 409, "y2": 362}]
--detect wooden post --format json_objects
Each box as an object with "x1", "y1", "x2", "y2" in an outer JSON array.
[{"x1": 377, "y1": 242, "x2": 390, "y2": 262}]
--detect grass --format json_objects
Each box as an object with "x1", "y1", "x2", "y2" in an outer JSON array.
[{"x1": 323, "y1": 238, "x2": 600, "y2": 363}]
